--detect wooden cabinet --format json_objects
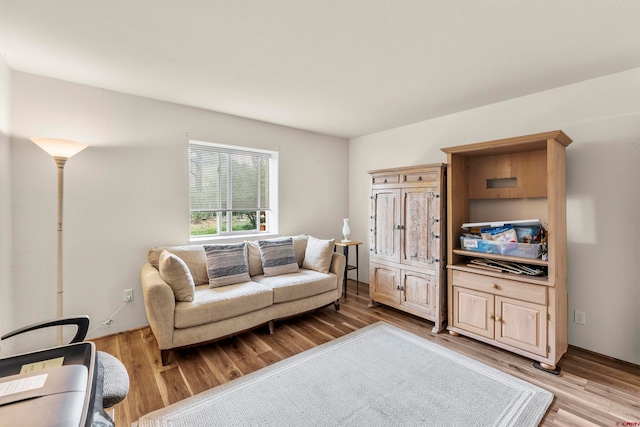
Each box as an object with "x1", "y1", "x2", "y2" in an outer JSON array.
[
  {"x1": 451, "y1": 270, "x2": 548, "y2": 356},
  {"x1": 442, "y1": 131, "x2": 571, "y2": 371},
  {"x1": 368, "y1": 164, "x2": 447, "y2": 332}
]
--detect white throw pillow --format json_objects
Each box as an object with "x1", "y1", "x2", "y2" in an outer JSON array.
[
  {"x1": 204, "y1": 242, "x2": 251, "y2": 288},
  {"x1": 302, "y1": 236, "x2": 335, "y2": 274},
  {"x1": 158, "y1": 250, "x2": 196, "y2": 302}
]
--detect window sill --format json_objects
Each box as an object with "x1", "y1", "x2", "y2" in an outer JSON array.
[{"x1": 189, "y1": 233, "x2": 280, "y2": 245}]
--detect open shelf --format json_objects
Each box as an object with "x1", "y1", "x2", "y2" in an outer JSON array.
[
  {"x1": 452, "y1": 248, "x2": 548, "y2": 266},
  {"x1": 447, "y1": 263, "x2": 550, "y2": 286}
]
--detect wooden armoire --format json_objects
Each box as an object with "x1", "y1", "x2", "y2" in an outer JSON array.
[{"x1": 367, "y1": 164, "x2": 447, "y2": 333}]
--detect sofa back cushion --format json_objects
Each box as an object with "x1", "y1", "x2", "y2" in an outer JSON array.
[
  {"x1": 291, "y1": 234, "x2": 309, "y2": 267},
  {"x1": 148, "y1": 235, "x2": 309, "y2": 281},
  {"x1": 148, "y1": 245, "x2": 208, "y2": 285},
  {"x1": 204, "y1": 242, "x2": 251, "y2": 287},
  {"x1": 246, "y1": 241, "x2": 264, "y2": 277}
]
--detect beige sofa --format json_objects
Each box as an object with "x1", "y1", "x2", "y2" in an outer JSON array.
[{"x1": 141, "y1": 235, "x2": 345, "y2": 365}]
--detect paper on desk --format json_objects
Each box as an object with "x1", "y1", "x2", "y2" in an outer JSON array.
[
  {"x1": 19, "y1": 357, "x2": 64, "y2": 374},
  {"x1": 0, "y1": 373, "x2": 47, "y2": 398}
]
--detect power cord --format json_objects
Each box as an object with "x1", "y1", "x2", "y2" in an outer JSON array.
[{"x1": 88, "y1": 302, "x2": 127, "y2": 336}]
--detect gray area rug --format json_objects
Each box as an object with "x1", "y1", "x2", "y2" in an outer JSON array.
[{"x1": 138, "y1": 322, "x2": 553, "y2": 426}]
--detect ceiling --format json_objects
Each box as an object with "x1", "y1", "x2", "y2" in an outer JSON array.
[{"x1": 1, "y1": 1, "x2": 639, "y2": 139}]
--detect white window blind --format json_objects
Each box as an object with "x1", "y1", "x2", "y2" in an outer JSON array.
[{"x1": 189, "y1": 141, "x2": 272, "y2": 236}]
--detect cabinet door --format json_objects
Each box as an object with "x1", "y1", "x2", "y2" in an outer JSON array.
[
  {"x1": 371, "y1": 189, "x2": 401, "y2": 263},
  {"x1": 401, "y1": 187, "x2": 439, "y2": 270},
  {"x1": 452, "y1": 287, "x2": 494, "y2": 339},
  {"x1": 495, "y1": 297, "x2": 547, "y2": 356},
  {"x1": 401, "y1": 269, "x2": 435, "y2": 315},
  {"x1": 370, "y1": 263, "x2": 400, "y2": 305}
]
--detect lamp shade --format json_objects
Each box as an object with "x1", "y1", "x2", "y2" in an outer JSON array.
[{"x1": 30, "y1": 138, "x2": 89, "y2": 159}]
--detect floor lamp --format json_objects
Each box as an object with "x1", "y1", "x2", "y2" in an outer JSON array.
[{"x1": 31, "y1": 138, "x2": 88, "y2": 345}]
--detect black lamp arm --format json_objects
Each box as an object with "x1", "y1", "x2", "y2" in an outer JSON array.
[{"x1": 1, "y1": 316, "x2": 90, "y2": 344}]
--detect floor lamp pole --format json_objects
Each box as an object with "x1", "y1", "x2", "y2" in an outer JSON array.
[
  {"x1": 30, "y1": 137, "x2": 88, "y2": 347},
  {"x1": 55, "y1": 157, "x2": 67, "y2": 346}
]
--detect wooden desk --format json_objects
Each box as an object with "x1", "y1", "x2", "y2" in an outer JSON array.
[
  {"x1": 334, "y1": 241, "x2": 363, "y2": 298},
  {"x1": 0, "y1": 342, "x2": 102, "y2": 426}
]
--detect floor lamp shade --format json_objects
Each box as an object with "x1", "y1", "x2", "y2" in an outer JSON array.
[
  {"x1": 30, "y1": 137, "x2": 88, "y2": 345},
  {"x1": 31, "y1": 137, "x2": 89, "y2": 159}
]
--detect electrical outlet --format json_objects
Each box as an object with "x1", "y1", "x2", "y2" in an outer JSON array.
[
  {"x1": 574, "y1": 310, "x2": 586, "y2": 325},
  {"x1": 124, "y1": 289, "x2": 134, "y2": 302}
]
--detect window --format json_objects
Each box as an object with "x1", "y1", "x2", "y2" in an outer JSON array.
[{"x1": 189, "y1": 140, "x2": 277, "y2": 238}]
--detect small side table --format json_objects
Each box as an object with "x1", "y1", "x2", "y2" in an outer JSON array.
[{"x1": 334, "y1": 241, "x2": 363, "y2": 299}]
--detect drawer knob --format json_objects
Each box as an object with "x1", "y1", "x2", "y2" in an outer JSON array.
[
  {"x1": 489, "y1": 314, "x2": 495, "y2": 320},
  {"x1": 491, "y1": 283, "x2": 498, "y2": 289},
  {"x1": 495, "y1": 316, "x2": 502, "y2": 323}
]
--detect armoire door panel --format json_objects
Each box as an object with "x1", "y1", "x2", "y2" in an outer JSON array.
[
  {"x1": 402, "y1": 270, "x2": 435, "y2": 315},
  {"x1": 402, "y1": 188, "x2": 434, "y2": 269},
  {"x1": 370, "y1": 263, "x2": 400, "y2": 305},
  {"x1": 371, "y1": 189, "x2": 401, "y2": 263}
]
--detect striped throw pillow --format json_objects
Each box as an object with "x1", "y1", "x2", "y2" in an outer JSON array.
[
  {"x1": 258, "y1": 238, "x2": 299, "y2": 277},
  {"x1": 204, "y1": 242, "x2": 251, "y2": 288}
]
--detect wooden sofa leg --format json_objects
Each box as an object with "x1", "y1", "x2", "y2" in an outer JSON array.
[
  {"x1": 268, "y1": 320, "x2": 275, "y2": 334},
  {"x1": 334, "y1": 300, "x2": 340, "y2": 311},
  {"x1": 161, "y1": 350, "x2": 171, "y2": 366}
]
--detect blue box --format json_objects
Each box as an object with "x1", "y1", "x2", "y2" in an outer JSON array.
[{"x1": 460, "y1": 237, "x2": 542, "y2": 259}]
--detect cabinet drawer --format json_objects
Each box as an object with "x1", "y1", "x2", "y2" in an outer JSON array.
[
  {"x1": 403, "y1": 171, "x2": 437, "y2": 184},
  {"x1": 372, "y1": 174, "x2": 400, "y2": 185},
  {"x1": 452, "y1": 270, "x2": 546, "y2": 305}
]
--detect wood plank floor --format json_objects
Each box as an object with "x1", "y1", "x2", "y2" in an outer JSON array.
[{"x1": 92, "y1": 281, "x2": 640, "y2": 426}]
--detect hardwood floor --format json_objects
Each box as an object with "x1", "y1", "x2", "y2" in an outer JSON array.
[{"x1": 92, "y1": 280, "x2": 640, "y2": 426}]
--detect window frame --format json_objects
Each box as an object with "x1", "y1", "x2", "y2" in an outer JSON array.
[{"x1": 188, "y1": 140, "x2": 278, "y2": 240}]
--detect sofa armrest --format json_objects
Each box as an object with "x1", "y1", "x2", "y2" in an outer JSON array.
[
  {"x1": 140, "y1": 263, "x2": 176, "y2": 349},
  {"x1": 329, "y1": 252, "x2": 346, "y2": 299}
]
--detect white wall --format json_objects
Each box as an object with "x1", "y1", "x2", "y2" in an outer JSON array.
[
  {"x1": 349, "y1": 68, "x2": 640, "y2": 365},
  {"x1": 10, "y1": 72, "x2": 349, "y2": 348},
  {"x1": 0, "y1": 56, "x2": 13, "y2": 349}
]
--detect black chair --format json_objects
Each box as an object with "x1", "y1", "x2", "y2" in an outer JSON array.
[{"x1": 1, "y1": 316, "x2": 129, "y2": 425}]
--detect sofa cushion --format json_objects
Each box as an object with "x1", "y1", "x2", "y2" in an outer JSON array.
[
  {"x1": 302, "y1": 236, "x2": 335, "y2": 274},
  {"x1": 158, "y1": 250, "x2": 195, "y2": 302},
  {"x1": 246, "y1": 241, "x2": 263, "y2": 277},
  {"x1": 204, "y1": 242, "x2": 251, "y2": 288},
  {"x1": 174, "y1": 282, "x2": 273, "y2": 328},
  {"x1": 258, "y1": 238, "x2": 299, "y2": 277},
  {"x1": 148, "y1": 245, "x2": 208, "y2": 285},
  {"x1": 253, "y1": 269, "x2": 337, "y2": 303},
  {"x1": 291, "y1": 234, "x2": 309, "y2": 267}
]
